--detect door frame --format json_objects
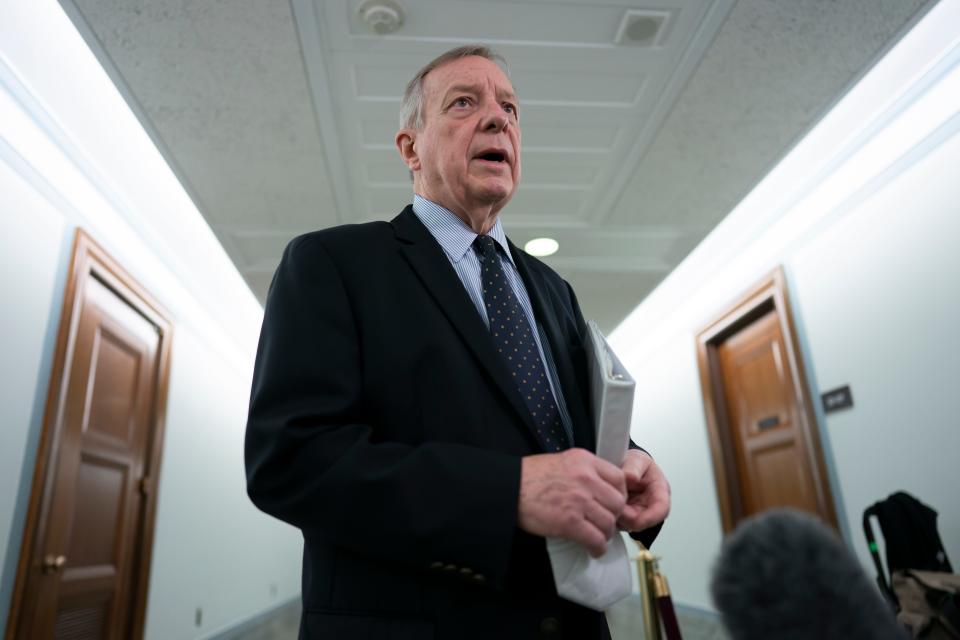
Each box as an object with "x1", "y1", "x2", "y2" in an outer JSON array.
[
  {"x1": 5, "y1": 229, "x2": 173, "y2": 640},
  {"x1": 695, "y1": 266, "x2": 837, "y2": 534}
]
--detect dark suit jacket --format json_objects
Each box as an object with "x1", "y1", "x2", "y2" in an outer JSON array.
[{"x1": 245, "y1": 206, "x2": 660, "y2": 639}]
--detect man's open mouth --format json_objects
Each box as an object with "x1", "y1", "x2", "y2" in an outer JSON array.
[{"x1": 474, "y1": 149, "x2": 509, "y2": 164}]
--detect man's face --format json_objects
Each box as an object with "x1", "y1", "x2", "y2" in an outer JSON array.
[{"x1": 402, "y1": 56, "x2": 521, "y2": 216}]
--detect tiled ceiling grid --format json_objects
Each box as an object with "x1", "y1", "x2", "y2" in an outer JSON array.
[
  {"x1": 63, "y1": 0, "x2": 932, "y2": 331},
  {"x1": 288, "y1": 0, "x2": 730, "y2": 235}
]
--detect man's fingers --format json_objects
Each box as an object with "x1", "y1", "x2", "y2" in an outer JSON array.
[
  {"x1": 618, "y1": 504, "x2": 639, "y2": 525},
  {"x1": 591, "y1": 475, "x2": 627, "y2": 515},
  {"x1": 593, "y1": 457, "x2": 627, "y2": 495},
  {"x1": 614, "y1": 452, "x2": 672, "y2": 532},
  {"x1": 570, "y1": 518, "x2": 608, "y2": 558},
  {"x1": 517, "y1": 450, "x2": 642, "y2": 550},
  {"x1": 640, "y1": 486, "x2": 671, "y2": 525},
  {"x1": 621, "y1": 483, "x2": 671, "y2": 531},
  {"x1": 569, "y1": 448, "x2": 626, "y2": 514},
  {"x1": 583, "y1": 498, "x2": 618, "y2": 540}
]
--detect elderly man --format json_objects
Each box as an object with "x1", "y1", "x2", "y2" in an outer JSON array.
[{"x1": 245, "y1": 45, "x2": 670, "y2": 640}]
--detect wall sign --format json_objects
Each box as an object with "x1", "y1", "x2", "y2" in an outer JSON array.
[{"x1": 822, "y1": 385, "x2": 854, "y2": 413}]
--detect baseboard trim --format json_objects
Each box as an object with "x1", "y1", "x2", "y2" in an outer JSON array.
[
  {"x1": 200, "y1": 595, "x2": 719, "y2": 639},
  {"x1": 673, "y1": 601, "x2": 722, "y2": 622},
  {"x1": 201, "y1": 596, "x2": 300, "y2": 640}
]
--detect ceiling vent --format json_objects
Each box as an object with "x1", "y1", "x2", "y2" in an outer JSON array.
[
  {"x1": 358, "y1": 0, "x2": 405, "y2": 35},
  {"x1": 615, "y1": 10, "x2": 671, "y2": 47}
]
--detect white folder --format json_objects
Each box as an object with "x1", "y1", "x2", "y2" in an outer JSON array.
[{"x1": 547, "y1": 321, "x2": 636, "y2": 611}]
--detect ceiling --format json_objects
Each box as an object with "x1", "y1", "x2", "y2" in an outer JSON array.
[{"x1": 62, "y1": 0, "x2": 930, "y2": 332}]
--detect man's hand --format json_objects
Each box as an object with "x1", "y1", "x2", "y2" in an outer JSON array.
[
  {"x1": 517, "y1": 448, "x2": 627, "y2": 557},
  {"x1": 616, "y1": 449, "x2": 670, "y2": 532}
]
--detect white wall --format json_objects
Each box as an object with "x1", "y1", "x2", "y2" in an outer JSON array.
[
  {"x1": 611, "y1": 0, "x2": 960, "y2": 610},
  {"x1": 790, "y1": 134, "x2": 960, "y2": 569},
  {"x1": 0, "y1": 161, "x2": 73, "y2": 635},
  {"x1": 0, "y1": 1, "x2": 302, "y2": 637},
  {"x1": 145, "y1": 326, "x2": 302, "y2": 639}
]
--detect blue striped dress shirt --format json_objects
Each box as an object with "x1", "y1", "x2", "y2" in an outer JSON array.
[{"x1": 411, "y1": 195, "x2": 575, "y2": 445}]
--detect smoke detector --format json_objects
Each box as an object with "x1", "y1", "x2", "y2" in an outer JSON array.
[
  {"x1": 615, "y1": 10, "x2": 671, "y2": 47},
  {"x1": 358, "y1": 0, "x2": 405, "y2": 35}
]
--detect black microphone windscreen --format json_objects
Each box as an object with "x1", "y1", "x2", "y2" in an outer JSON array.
[{"x1": 710, "y1": 508, "x2": 905, "y2": 640}]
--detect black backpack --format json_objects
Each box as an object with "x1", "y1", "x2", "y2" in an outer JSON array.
[{"x1": 863, "y1": 491, "x2": 953, "y2": 603}]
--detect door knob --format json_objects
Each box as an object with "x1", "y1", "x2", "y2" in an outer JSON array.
[{"x1": 41, "y1": 554, "x2": 67, "y2": 574}]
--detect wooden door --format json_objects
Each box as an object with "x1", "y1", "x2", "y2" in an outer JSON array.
[
  {"x1": 697, "y1": 268, "x2": 836, "y2": 533},
  {"x1": 717, "y1": 309, "x2": 820, "y2": 516},
  {"x1": 6, "y1": 230, "x2": 172, "y2": 640}
]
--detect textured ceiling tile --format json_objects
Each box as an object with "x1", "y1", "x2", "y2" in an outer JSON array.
[
  {"x1": 366, "y1": 187, "x2": 417, "y2": 221},
  {"x1": 241, "y1": 270, "x2": 276, "y2": 303},
  {"x1": 563, "y1": 271, "x2": 665, "y2": 334},
  {"x1": 613, "y1": 114, "x2": 800, "y2": 227},
  {"x1": 71, "y1": 0, "x2": 337, "y2": 240},
  {"x1": 521, "y1": 123, "x2": 621, "y2": 151},
  {"x1": 508, "y1": 187, "x2": 587, "y2": 221},
  {"x1": 120, "y1": 43, "x2": 310, "y2": 114},
  {"x1": 225, "y1": 232, "x2": 295, "y2": 267},
  {"x1": 518, "y1": 159, "x2": 600, "y2": 187},
  {"x1": 364, "y1": 159, "x2": 412, "y2": 185},
  {"x1": 77, "y1": 0, "x2": 300, "y2": 53},
  {"x1": 608, "y1": 0, "x2": 928, "y2": 232},
  {"x1": 175, "y1": 147, "x2": 336, "y2": 229}
]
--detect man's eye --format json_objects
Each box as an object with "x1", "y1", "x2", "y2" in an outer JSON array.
[
  {"x1": 454, "y1": 97, "x2": 471, "y2": 108},
  {"x1": 504, "y1": 104, "x2": 517, "y2": 115}
]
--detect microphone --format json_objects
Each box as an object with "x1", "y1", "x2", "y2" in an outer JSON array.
[{"x1": 710, "y1": 508, "x2": 906, "y2": 639}]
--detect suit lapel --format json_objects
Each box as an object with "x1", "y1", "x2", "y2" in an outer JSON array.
[
  {"x1": 392, "y1": 207, "x2": 542, "y2": 446},
  {"x1": 508, "y1": 239, "x2": 595, "y2": 451}
]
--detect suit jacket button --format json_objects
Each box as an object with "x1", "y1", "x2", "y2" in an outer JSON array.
[
  {"x1": 443, "y1": 564, "x2": 458, "y2": 572},
  {"x1": 429, "y1": 561, "x2": 443, "y2": 570},
  {"x1": 459, "y1": 567, "x2": 473, "y2": 577},
  {"x1": 540, "y1": 617, "x2": 560, "y2": 636},
  {"x1": 472, "y1": 574, "x2": 486, "y2": 584}
]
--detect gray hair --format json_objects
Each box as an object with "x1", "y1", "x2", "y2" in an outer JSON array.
[{"x1": 399, "y1": 45, "x2": 510, "y2": 130}]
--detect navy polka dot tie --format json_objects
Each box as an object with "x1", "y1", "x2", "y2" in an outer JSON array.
[{"x1": 473, "y1": 235, "x2": 569, "y2": 452}]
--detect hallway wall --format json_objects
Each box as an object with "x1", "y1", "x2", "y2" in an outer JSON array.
[
  {"x1": 610, "y1": 0, "x2": 960, "y2": 610},
  {"x1": 0, "y1": 2, "x2": 301, "y2": 638}
]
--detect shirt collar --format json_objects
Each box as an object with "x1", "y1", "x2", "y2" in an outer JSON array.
[{"x1": 412, "y1": 195, "x2": 514, "y2": 265}]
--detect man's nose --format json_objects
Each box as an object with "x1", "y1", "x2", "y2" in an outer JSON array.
[{"x1": 480, "y1": 105, "x2": 509, "y2": 132}]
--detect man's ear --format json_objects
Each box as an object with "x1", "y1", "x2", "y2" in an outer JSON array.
[{"x1": 395, "y1": 129, "x2": 420, "y2": 173}]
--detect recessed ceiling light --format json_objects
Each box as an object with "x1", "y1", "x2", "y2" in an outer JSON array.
[{"x1": 525, "y1": 238, "x2": 559, "y2": 257}]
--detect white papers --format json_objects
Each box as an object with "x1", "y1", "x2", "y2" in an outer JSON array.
[
  {"x1": 546, "y1": 535, "x2": 632, "y2": 610},
  {"x1": 548, "y1": 321, "x2": 636, "y2": 611}
]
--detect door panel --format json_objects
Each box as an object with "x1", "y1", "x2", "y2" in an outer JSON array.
[
  {"x1": 85, "y1": 326, "x2": 142, "y2": 445},
  {"x1": 53, "y1": 604, "x2": 106, "y2": 640},
  {"x1": 752, "y1": 443, "x2": 817, "y2": 511}
]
